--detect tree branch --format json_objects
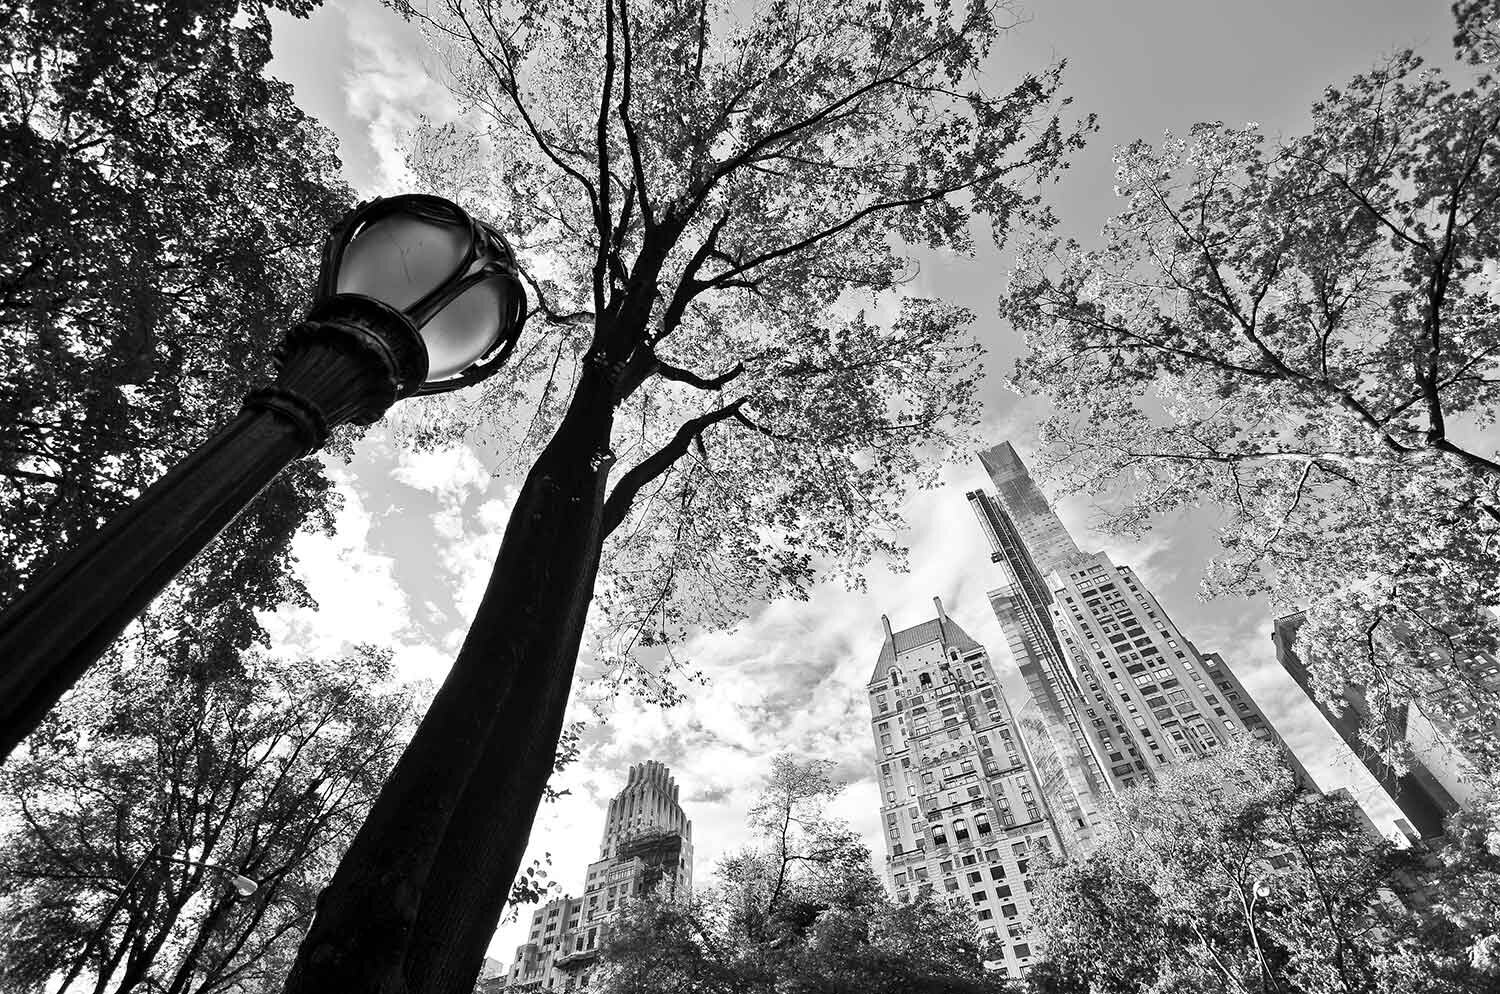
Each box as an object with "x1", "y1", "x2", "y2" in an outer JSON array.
[
  {"x1": 657, "y1": 360, "x2": 745, "y2": 391},
  {"x1": 601, "y1": 400, "x2": 746, "y2": 535}
]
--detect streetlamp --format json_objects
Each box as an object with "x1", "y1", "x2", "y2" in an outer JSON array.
[
  {"x1": 160, "y1": 855, "x2": 261, "y2": 896},
  {"x1": 0, "y1": 194, "x2": 527, "y2": 760},
  {"x1": 1245, "y1": 877, "x2": 1278, "y2": 992},
  {"x1": 58, "y1": 851, "x2": 263, "y2": 991}
]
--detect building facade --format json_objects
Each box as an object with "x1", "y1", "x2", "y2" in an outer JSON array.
[
  {"x1": 867, "y1": 598, "x2": 1065, "y2": 977},
  {"x1": 1271, "y1": 612, "x2": 1459, "y2": 839},
  {"x1": 968, "y1": 443, "x2": 1288, "y2": 815},
  {"x1": 499, "y1": 761, "x2": 693, "y2": 992}
]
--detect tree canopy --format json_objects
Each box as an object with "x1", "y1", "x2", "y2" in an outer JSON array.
[
  {"x1": 1027, "y1": 738, "x2": 1499, "y2": 994},
  {"x1": 0, "y1": 0, "x2": 352, "y2": 661},
  {"x1": 0, "y1": 642, "x2": 422, "y2": 994},
  {"x1": 593, "y1": 756, "x2": 1014, "y2": 994},
  {"x1": 1002, "y1": 21, "x2": 1500, "y2": 770},
  {"x1": 395, "y1": 0, "x2": 1092, "y2": 694}
]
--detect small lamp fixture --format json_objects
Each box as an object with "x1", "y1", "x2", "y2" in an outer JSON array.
[
  {"x1": 228, "y1": 872, "x2": 260, "y2": 898},
  {"x1": 315, "y1": 194, "x2": 527, "y2": 398},
  {"x1": 1252, "y1": 879, "x2": 1272, "y2": 899}
]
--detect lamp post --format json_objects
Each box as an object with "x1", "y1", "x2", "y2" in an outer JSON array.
[
  {"x1": 0, "y1": 194, "x2": 526, "y2": 760},
  {"x1": 1246, "y1": 877, "x2": 1278, "y2": 992}
]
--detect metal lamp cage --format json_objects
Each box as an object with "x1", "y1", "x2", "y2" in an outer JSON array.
[{"x1": 314, "y1": 193, "x2": 529, "y2": 396}]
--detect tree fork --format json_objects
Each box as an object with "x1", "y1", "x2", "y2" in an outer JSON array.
[{"x1": 279, "y1": 365, "x2": 617, "y2": 994}]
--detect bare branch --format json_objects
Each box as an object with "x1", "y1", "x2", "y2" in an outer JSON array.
[
  {"x1": 657, "y1": 360, "x2": 745, "y2": 391},
  {"x1": 602, "y1": 400, "x2": 746, "y2": 535}
]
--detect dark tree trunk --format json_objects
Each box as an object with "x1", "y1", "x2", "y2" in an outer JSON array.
[
  {"x1": 401, "y1": 543, "x2": 599, "y2": 994},
  {"x1": 280, "y1": 362, "x2": 617, "y2": 994}
]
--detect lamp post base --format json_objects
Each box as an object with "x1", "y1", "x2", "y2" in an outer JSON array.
[{"x1": 0, "y1": 299, "x2": 426, "y2": 761}]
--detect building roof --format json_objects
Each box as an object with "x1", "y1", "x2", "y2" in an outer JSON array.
[{"x1": 869, "y1": 612, "x2": 983, "y2": 685}]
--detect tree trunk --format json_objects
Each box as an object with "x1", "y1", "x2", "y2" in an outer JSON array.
[
  {"x1": 401, "y1": 367, "x2": 617, "y2": 994},
  {"x1": 401, "y1": 546, "x2": 599, "y2": 994},
  {"x1": 280, "y1": 361, "x2": 617, "y2": 994}
]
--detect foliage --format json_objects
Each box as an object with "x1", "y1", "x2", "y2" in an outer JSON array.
[
  {"x1": 393, "y1": 0, "x2": 1091, "y2": 697},
  {"x1": 1424, "y1": 787, "x2": 1500, "y2": 973},
  {"x1": 1027, "y1": 738, "x2": 1493, "y2": 993},
  {"x1": 0, "y1": 0, "x2": 352, "y2": 655},
  {"x1": 593, "y1": 756, "x2": 1013, "y2": 994},
  {"x1": 0, "y1": 642, "x2": 421, "y2": 994},
  {"x1": 1002, "y1": 28, "x2": 1500, "y2": 769}
]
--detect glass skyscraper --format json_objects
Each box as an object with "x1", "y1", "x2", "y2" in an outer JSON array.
[{"x1": 968, "y1": 442, "x2": 1285, "y2": 821}]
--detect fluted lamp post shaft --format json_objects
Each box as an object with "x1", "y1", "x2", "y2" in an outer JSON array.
[{"x1": 0, "y1": 195, "x2": 525, "y2": 761}]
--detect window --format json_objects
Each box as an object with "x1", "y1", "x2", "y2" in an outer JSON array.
[
  {"x1": 1014, "y1": 943, "x2": 1031, "y2": 959},
  {"x1": 978, "y1": 908, "x2": 993, "y2": 921},
  {"x1": 1001, "y1": 903, "x2": 1018, "y2": 918},
  {"x1": 968, "y1": 871, "x2": 983, "y2": 884},
  {"x1": 970, "y1": 891, "x2": 985, "y2": 904}
]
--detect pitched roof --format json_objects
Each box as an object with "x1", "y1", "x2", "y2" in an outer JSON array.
[{"x1": 868, "y1": 615, "x2": 983, "y2": 685}]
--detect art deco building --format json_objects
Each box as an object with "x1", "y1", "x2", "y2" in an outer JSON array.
[
  {"x1": 967, "y1": 443, "x2": 1286, "y2": 820},
  {"x1": 868, "y1": 599, "x2": 1065, "y2": 977},
  {"x1": 499, "y1": 761, "x2": 693, "y2": 992}
]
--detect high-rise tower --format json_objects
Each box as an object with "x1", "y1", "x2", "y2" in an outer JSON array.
[
  {"x1": 500, "y1": 761, "x2": 693, "y2": 991},
  {"x1": 868, "y1": 599, "x2": 1064, "y2": 977},
  {"x1": 969, "y1": 442, "x2": 1286, "y2": 806},
  {"x1": 976, "y1": 443, "x2": 1080, "y2": 575},
  {"x1": 968, "y1": 488, "x2": 1111, "y2": 848}
]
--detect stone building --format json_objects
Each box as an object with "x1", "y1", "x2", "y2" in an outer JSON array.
[
  {"x1": 497, "y1": 761, "x2": 693, "y2": 991},
  {"x1": 868, "y1": 598, "x2": 1065, "y2": 977}
]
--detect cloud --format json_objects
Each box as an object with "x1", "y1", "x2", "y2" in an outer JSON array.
[
  {"x1": 260, "y1": 458, "x2": 414, "y2": 661},
  {"x1": 338, "y1": 2, "x2": 460, "y2": 194}
]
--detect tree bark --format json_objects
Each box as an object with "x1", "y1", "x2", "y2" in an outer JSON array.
[{"x1": 280, "y1": 360, "x2": 617, "y2": 994}]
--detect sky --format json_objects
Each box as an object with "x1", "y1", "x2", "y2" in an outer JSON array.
[{"x1": 264, "y1": 0, "x2": 1466, "y2": 967}]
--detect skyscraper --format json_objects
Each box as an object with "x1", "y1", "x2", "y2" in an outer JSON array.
[
  {"x1": 969, "y1": 442, "x2": 1286, "y2": 808},
  {"x1": 867, "y1": 599, "x2": 1064, "y2": 977},
  {"x1": 969, "y1": 488, "x2": 1111, "y2": 849},
  {"x1": 1271, "y1": 612, "x2": 1457, "y2": 839},
  {"x1": 976, "y1": 443, "x2": 1080, "y2": 574},
  {"x1": 499, "y1": 761, "x2": 693, "y2": 991}
]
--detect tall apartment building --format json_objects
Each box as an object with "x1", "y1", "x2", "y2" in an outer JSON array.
[
  {"x1": 499, "y1": 761, "x2": 693, "y2": 992},
  {"x1": 969, "y1": 489, "x2": 1110, "y2": 851},
  {"x1": 968, "y1": 442, "x2": 1285, "y2": 810},
  {"x1": 868, "y1": 599, "x2": 1065, "y2": 977},
  {"x1": 1271, "y1": 613, "x2": 1459, "y2": 839}
]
